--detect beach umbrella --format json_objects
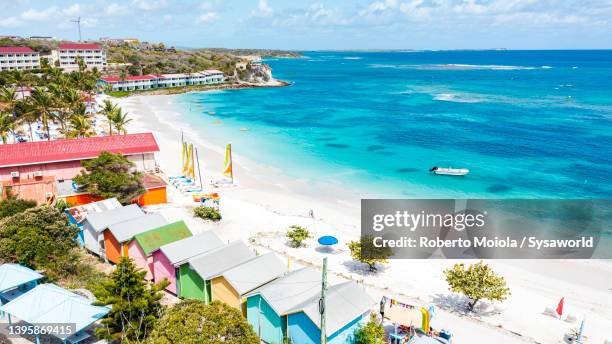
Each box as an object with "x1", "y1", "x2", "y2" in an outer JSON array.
[{"x1": 318, "y1": 236, "x2": 338, "y2": 246}]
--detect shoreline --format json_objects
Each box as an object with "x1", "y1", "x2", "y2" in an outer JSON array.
[
  {"x1": 107, "y1": 80, "x2": 291, "y2": 98},
  {"x1": 110, "y1": 92, "x2": 612, "y2": 344}
]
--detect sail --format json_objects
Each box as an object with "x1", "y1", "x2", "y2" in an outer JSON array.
[
  {"x1": 182, "y1": 142, "x2": 189, "y2": 176},
  {"x1": 223, "y1": 143, "x2": 233, "y2": 180},
  {"x1": 187, "y1": 143, "x2": 195, "y2": 179}
]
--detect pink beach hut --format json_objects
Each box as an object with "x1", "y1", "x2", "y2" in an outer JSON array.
[
  {"x1": 129, "y1": 220, "x2": 192, "y2": 280},
  {"x1": 152, "y1": 231, "x2": 224, "y2": 294}
]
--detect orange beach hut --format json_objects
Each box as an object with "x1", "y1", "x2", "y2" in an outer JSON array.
[{"x1": 103, "y1": 213, "x2": 168, "y2": 264}]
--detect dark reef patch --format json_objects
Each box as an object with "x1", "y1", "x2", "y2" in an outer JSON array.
[
  {"x1": 395, "y1": 168, "x2": 419, "y2": 173},
  {"x1": 486, "y1": 184, "x2": 512, "y2": 193},
  {"x1": 367, "y1": 145, "x2": 385, "y2": 151},
  {"x1": 325, "y1": 143, "x2": 350, "y2": 148}
]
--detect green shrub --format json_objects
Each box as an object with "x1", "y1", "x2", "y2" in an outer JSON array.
[
  {"x1": 286, "y1": 225, "x2": 312, "y2": 248},
  {"x1": 0, "y1": 196, "x2": 36, "y2": 219},
  {"x1": 194, "y1": 206, "x2": 221, "y2": 221},
  {"x1": 147, "y1": 300, "x2": 259, "y2": 344},
  {"x1": 354, "y1": 313, "x2": 385, "y2": 344}
]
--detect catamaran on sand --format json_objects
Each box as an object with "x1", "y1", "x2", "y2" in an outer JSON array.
[{"x1": 429, "y1": 166, "x2": 470, "y2": 176}]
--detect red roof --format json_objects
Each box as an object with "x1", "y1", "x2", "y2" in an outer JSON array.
[
  {"x1": 58, "y1": 43, "x2": 102, "y2": 50},
  {"x1": 0, "y1": 46, "x2": 35, "y2": 53},
  {"x1": 0, "y1": 133, "x2": 159, "y2": 168},
  {"x1": 101, "y1": 75, "x2": 155, "y2": 82}
]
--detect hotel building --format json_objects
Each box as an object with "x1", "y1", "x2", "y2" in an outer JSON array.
[
  {"x1": 0, "y1": 46, "x2": 41, "y2": 71},
  {"x1": 99, "y1": 70, "x2": 225, "y2": 91},
  {"x1": 57, "y1": 43, "x2": 107, "y2": 71}
]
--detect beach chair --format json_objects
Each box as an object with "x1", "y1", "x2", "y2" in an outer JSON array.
[
  {"x1": 564, "y1": 313, "x2": 578, "y2": 323},
  {"x1": 543, "y1": 306, "x2": 557, "y2": 317}
]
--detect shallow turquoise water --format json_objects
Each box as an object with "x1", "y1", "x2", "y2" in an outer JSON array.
[{"x1": 175, "y1": 51, "x2": 612, "y2": 199}]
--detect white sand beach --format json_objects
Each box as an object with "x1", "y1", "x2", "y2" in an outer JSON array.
[{"x1": 110, "y1": 93, "x2": 612, "y2": 344}]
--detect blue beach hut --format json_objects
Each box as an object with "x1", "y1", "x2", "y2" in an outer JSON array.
[
  {"x1": 0, "y1": 284, "x2": 110, "y2": 344},
  {"x1": 0, "y1": 264, "x2": 43, "y2": 307},
  {"x1": 246, "y1": 268, "x2": 321, "y2": 344},
  {"x1": 286, "y1": 281, "x2": 375, "y2": 344}
]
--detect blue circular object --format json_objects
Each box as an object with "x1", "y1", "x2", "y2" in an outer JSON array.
[{"x1": 318, "y1": 236, "x2": 338, "y2": 246}]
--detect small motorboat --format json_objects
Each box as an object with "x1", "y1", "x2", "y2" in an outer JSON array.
[{"x1": 429, "y1": 166, "x2": 469, "y2": 176}]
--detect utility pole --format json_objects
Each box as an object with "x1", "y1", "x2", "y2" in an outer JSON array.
[
  {"x1": 319, "y1": 258, "x2": 328, "y2": 344},
  {"x1": 71, "y1": 17, "x2": 82, "y2": 41}
]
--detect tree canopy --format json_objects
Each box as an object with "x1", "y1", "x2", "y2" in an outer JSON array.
[
  {"x1": 0, "y1": 195, "x2": 36, "y2": 219},
  {"x1": 354, "y1": 313, "x2": 386, "y2": 344},
  {"x1": 93, "y1": 257, "x2": 168, "y2": 342},
  {"x1": 0, "y1": 206, "x2": 79, "y2": 280},
  {"x1": 444, "y1": 261, "x2": 511, "y2": 311},
  {"x1": 348, "y1": 235, "x2": 393, "y2": 272},
  {"x1": 146, "y1": 300, "x2": 260, "y2": 344},
  {"x1": 73, "y1": 151, "x2": 146, "y2": 204}
]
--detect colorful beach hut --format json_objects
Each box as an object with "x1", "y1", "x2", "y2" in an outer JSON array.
[
  {"x1": 0, "y1": 264, "x2": 43, "y2": 306},
  {"x1": 152, "y1": 231, "x2": 224, "y2": 294},
  {"x1": 130, "y1": 220, "x2": 192, "y2": 280},
  {"x1": 0, "y1": 284, "x2": 110, "y2": 344},
  {"x1": 180, "y1": 240, "x2": 255, "y2": 302},
  {"x1": 65, "y1": 197, "x2": 121, "y2": 246},
  {"x1": 246, "y1": 268, "x2": 321, "y2": 344},
  {"x1": 104, "y1": 213, "x2": 168, "y2": 264},
  {"x1": 286, "y1": 282, "x2": 374, "y2": 344},
  {"x1": 211, "y1": 253, "x2": 287, "y2": 314},
  {"x1": 82, "y1": 204, "x2": 145, "y2": 257}
]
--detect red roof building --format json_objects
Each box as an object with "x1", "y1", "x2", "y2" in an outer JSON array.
[
  {"x1": 57, "y1": 43, "x2": 106, "y2": 71},
  {"x1": 58, "y1": 43, "x2": 102, "y2": 50},
  {"x1": 0, "y1": 133, "x2": 160, "y2": 204},
  {"x1": 0, "y1": 46, "x2": 40, "y2": 71},
  {"x1": 101, "y1": 75, "x2": 156, "y2": 83},
  {"x1": 0, "y1": 46, "x2": 35, "y2": 53}
]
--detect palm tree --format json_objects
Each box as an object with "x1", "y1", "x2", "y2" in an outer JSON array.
[
  {"x1": 0, "y1": 111, "x2": 15, "y2": 143},
  {"x1": 14, "y1": 100, "x2": 37, "y2": 141},
  {"x1": 111, "y1": 108, "x2": 132, "y2": 135},
  {"x1": 68, "y1": 114, "x2": 94, "y2": 138},
  {"x1": 0, "y1": 87, "x2": 18, "y2": 115},
  {"x1": 10, "y1": 70, "x2": 31, "y2": 100},
  {"x1": 100, "y1": 99, "x2": 117, "y2": 135},
  {"x1": 30, "y1": 87, "x2": 55, "y2": 140}
]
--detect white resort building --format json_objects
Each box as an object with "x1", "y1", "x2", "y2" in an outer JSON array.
[
  {"x1": 0, "y1": 46, "x2": 40, "y2": 71},
  {"x1": 57, "y1": 43, "x2": 107, "y2": 71},
  {"x1": 99, "y1": 70, "x2": 225, "y2": 91}
]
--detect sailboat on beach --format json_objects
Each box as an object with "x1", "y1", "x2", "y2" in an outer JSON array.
[{"x1": 213, "y1": 143, "x2": 235, "y2": 187}]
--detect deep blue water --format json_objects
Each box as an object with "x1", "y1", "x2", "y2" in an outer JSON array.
[{"x1": 176, "y1": 51, "x2": 612, "y2": 198}]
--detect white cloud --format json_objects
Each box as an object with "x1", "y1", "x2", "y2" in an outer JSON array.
[
  {"x1": 250, "y1": 0, "x2": 273, "y2": 17},
  {"x1": 62, "y1": 4, "x2": 82, "y2": 17},
  {"x1": 81, "y1": 17, "x2": 99, "y2": 27},
  {"x1": 20, "y1": 7, "x2": 58, "y2": 21},
  {"x1": 105, "y1": 3, "x2": 129, "y2": 16},
  {"x1": 132, "y1": 0, "x2": 169, "y2": 11},
  {"x1": 163, "y1": 14, "x2": 173, "y2": 23},
  {"x1": 198, "y1": 11, "x2": 219, "y2": 23},
  {"x1": 0, "y1": 16, "x2": 22, "y2": 28}
]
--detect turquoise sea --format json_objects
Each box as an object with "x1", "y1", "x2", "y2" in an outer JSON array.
[{"x1": 175, "y1": 51, "x2": 612, "y2": 199}]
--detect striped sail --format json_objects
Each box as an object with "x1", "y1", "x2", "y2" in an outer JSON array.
[{"x1": 223, "y1": 143, "x2": 233, "y2": 180}]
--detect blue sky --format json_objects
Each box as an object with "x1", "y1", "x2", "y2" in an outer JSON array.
[{"x1": 1, "y1": 0, "x2": 611, "y2": 50}]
